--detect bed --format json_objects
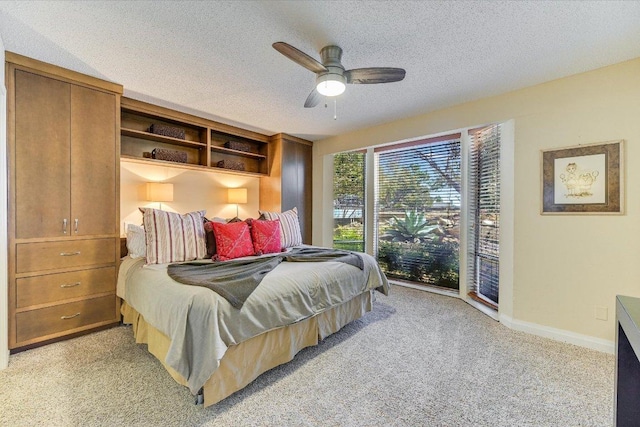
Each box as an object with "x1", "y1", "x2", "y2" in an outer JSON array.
[{"x1": 116, "y1": 240, "x2": 389, "y2": 407}]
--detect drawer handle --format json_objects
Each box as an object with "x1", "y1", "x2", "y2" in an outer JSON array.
[
  {"x1": 60, "y1": 282, "x2": 81, "y2": 288},
  {"x1": 60, "y1": 251, "x2": 81, "y2": 257},
  {"x1": 60, "y1": 312, "x2": 81, "y2": 320}
]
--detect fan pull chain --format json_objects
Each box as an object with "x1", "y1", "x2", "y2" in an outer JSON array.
[{"x1": 334, "y1": 99, "x2": 337, "y2": 120}]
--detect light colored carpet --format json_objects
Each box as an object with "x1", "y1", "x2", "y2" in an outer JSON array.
[{"x1": 0, "y1": 286, "x2": 614, "y2": 426}]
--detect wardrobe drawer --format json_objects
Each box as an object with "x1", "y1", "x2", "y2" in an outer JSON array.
[
  {"x1": 16, "y1": 267, "x2": 116, "y2": 308},
  {"x1": 16, "y1": 295, "x2": 116, "y2": 343},
  {"x1": 16, "y1": 238, "x2": 115, "y2": 273}
]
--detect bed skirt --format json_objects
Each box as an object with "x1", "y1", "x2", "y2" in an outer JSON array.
[{"x1": 121, "y1": 290, "x2": 373, "y2": 407}]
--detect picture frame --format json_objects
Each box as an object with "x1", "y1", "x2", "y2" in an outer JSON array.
[{"x1": 541, "y1": 140, "x2": 624, "y2": 214}]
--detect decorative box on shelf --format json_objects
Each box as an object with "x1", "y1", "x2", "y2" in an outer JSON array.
[
  {"x1": 152, "y1": 148, "x2": 188, "y2": 163},
  {"x1": 224, "y1": 141, "x2": 251, "y2": 153},
  {"x1": 149, "y1": 123, "x2": 185, "y2": 140},
  {"x1": 217, "y1": 159, "x2": 245, "y2": 171}
]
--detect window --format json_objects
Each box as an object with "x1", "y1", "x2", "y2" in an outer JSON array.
[
  {"x1": 374, "y1": 135, "x2": 461, "y2": 290},
  {"x1": 330, "y1": 125, "x2": 502, "y2": 304},
  {"x1": 467, "y1": 124, "x2": 501, "y2": 306},
  {"x1": 333, "y1": 151, "x2": 365, "y2": 252}
]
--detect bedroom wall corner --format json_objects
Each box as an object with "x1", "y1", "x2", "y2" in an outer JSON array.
[
  {"x1": 1, "y1": 41, "x2": 10, "y2": 370},
  {"x1": 311, "y1": 57, "x2": 640, "y2": 348}
]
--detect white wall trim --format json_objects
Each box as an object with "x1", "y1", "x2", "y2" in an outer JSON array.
[
  {"x1": 497, "y1": 120, "x2": 515, "y2": 321},
  {"x1": 463, "y1": 296, "x2": 499, "y2": 321},
  {"x1": 320, "y1": 153, "x2": 334, "y2": 247},
  {"x1": 500, "y1": 314, "x2": 615, "y2": 354}
]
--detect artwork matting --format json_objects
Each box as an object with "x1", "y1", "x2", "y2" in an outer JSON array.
[{"x1": 541, "y1": 140, "x2": 624, "y2": 214}]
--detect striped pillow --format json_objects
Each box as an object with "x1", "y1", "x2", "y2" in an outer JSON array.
[
  {"x1": 142, "y1": 208, "x2": 207, "y2": 264},
  {"x1": 259, "y1": 207, "x2": 302, "y2": 248}
]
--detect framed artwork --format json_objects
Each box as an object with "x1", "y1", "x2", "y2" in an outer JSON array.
[{"x1": 541, "y1": 140, "x2": 624, "y2": 214}]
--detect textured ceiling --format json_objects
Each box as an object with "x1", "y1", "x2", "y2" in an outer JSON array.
[{"x1": 1, "y1": 1, "x2": 640, "y2": 141}]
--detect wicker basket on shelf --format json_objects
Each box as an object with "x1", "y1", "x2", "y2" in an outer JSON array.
[
  {"x1": 152, "y1": 148, "x2": 187, "y2": 163},
  {"x1": 224, "y1": 141, "x2": 251, "y2": 153},
  {"x1": 149, "y1": 124, "x2": 185, "y2": 140},
  {"x1": 217, "y1": 159, "x2": 245, "y2": 171}
]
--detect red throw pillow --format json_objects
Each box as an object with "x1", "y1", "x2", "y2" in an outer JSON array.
[
  {"x1": 211, "y1": 221, "x2": 254, "y2": 261},
  {"x1": 250, "y1": 219, "x2": 282, "y2": 255}
]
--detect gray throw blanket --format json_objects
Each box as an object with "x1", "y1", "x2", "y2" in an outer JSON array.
[{"x1": 167, "y1": 247, "x2": 364, "y2": 309}]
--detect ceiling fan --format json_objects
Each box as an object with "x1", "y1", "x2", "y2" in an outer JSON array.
[{"x1": 273, "y1": 42, "x2": 406, "y2": 108}]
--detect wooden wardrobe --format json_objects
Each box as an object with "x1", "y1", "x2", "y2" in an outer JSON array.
[
  {"x1": 6, "y1": 53, "x2": 122, "y2": 350},
  {"x1": 260, "y1": 134, "x2": 313, "y2": 243}
]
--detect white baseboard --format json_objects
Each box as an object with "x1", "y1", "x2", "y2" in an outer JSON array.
[{"x1": 500, "y1": 314, "x2": 615, "y2": 354}]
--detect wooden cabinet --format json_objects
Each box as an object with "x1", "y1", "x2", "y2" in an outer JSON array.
[
  {"x1": 14, "y1": 72, "x2": 117, "y2": 239},
  {"x1": 260, "y1": 134, "x2": 313, "y2": 243},
  {"x1": 6, "y1": 53, "x2": 122, "y2": 350},
  {"x1": 70, "y1": 85, "x2": 118, "y2": 236},
  {"x1": 14, "y1": 70, "x2": 71, "y2": 239},
  {"x1": 120, "y1": 98, "x2": 269, "y2": 176}
]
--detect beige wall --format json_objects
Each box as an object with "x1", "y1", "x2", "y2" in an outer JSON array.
[
  {"x1": 120, "y1": 162, "x2": 260, "y2": 233},
  {"x1": 313, "y1": 57, "x2": 640, "y2": 346}
]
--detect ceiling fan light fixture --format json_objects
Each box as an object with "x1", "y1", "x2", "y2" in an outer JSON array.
[{"x1": 316, "y1": 73, "x2": 346, "y2": 97}]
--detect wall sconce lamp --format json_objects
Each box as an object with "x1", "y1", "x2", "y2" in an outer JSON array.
[
  {"x1": 228, "y1": 188, "x2": 247, "y2": 219},
  {"x1": 146, "y1": 182, "x2": 174, "y2": 210}
]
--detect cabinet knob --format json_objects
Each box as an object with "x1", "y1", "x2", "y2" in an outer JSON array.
[
  {"x1": 62, "y1": 219, "x2": 68, "y2": 234},
  {"x1": 74, "y1": 218, "x2": 79, "y2": 234}
]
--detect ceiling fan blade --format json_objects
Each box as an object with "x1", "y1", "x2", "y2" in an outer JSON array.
[
  {"x1": 304, "y1": 88, "x2": 321, "y2": 108},
  {"x1": 344, "y1": 68, "x2": 406, "y2": 84},
  {"x1": 273, "y1": 42, "x2": 328, "y2": 74}
]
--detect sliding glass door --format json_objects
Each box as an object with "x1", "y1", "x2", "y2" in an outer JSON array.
[{"x1": 467, "y1": 125, "x2": 501, "y2": 306}]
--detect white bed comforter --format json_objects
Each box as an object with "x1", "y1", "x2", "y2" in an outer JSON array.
[{"x1": 117, "y1": 248, "x2": 389, "y2": 394}]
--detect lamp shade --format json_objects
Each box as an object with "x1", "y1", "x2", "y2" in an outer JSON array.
[
  {"x1": 146, "y1": 182, "x2": 174, "y2": 202},
  {"x1": 228, "y1": 188, "x2": 247, "y2": 204}
]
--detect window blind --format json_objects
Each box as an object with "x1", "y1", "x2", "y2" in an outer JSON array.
[
  {"x1": 375, "y1": 136, "x2": 461, "y2": 289},
  {"x1": 333, "y1": 151, "x2": 366, "y2": 251},
  {"x1": 467, "y1": 124, "x2": 501, "y2": 305}
]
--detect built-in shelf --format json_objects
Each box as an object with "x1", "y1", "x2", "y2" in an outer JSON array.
[
  {"x1": 120, "y1": 155, "x2": 268, "y2": 178},
  {"x1": 210, "y1": 145, "x2": 267, "y2": 160},
  {"x1": 120, "y1": 98, "x2": 270, "y2": 176},
  {"x1": 121, "y1": 128, "x2": 207, "y2": 148}
]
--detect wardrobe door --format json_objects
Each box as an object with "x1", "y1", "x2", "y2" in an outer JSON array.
[
  {"x1": 70, "y1": 85, "x2": 117, "y2": 236},
  {"x1": 281, "y1": 139, "x2": 300, "y2": 212},
  {"x1": 14, "y1": 70, "x2": 71, "y2": 239},
  {"x1": 298, "y1": 141, "x2": 312, "y2": 243},
  {"x1": 281, "y1": 139, "x2": 312, "y2": 243}
]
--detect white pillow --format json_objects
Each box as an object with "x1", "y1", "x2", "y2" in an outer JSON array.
[
  {"x1": 125, "y1": 224, "x2": 146, "y2": 259},
  {"x1": 259, "y1": 207, "x2": 303, "y2": 248}
]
